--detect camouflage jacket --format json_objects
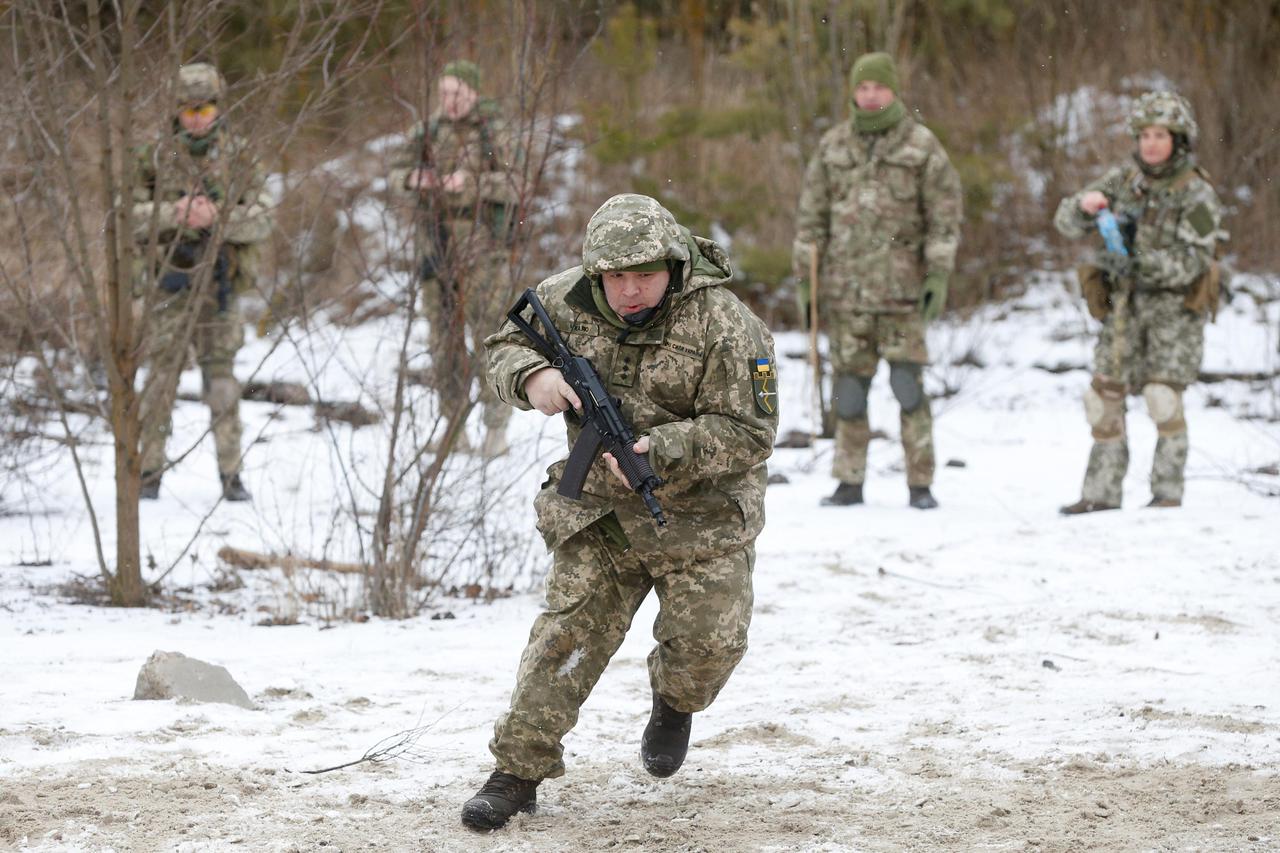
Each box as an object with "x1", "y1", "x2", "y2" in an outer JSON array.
[
  {"x1": 131, "y1": 127, "x2": 273, "y2": 248},
  {"x1": 794, "y1": 115, "x2": 962, "y2": 313},
  {"x1": 485, "y1": 233, "x2": 778, "y2": 560},
  {"x1": 1054, "y1": 160, "x2": 1224, "y2": 293},
  {"x1": 387, "y1": 101, "x2": 521, "y2": 214}
]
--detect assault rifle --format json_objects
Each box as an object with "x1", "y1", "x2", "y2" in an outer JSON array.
[
  {"x1": 158, "y1": 239, "x2": 234, "y2": 314},
  {"x1": 507, "y1": 289, "x2": 667, "y2": 527}
]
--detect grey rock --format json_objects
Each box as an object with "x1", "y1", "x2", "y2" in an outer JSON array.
[{"x1": 133, "y1": 650, "x2": 255, "y2": 709}]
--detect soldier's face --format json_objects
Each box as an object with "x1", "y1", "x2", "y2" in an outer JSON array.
[
  {"x1": 1138, "y1": 125, "x2": 1175, "y2": 166},
  {"x1": 601, "y1": 269, "x2": 671, "y2": 316},
  {"x1": 439, "y1": 76, "x2": 478, "y2": 121},
  {"x1": 178, "y1": 102, "x2": 219, "y2": 137},
  {"x1": 853, "y1": 81, "x2": 895, "y2": 112}
]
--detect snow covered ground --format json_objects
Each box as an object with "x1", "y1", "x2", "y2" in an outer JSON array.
[{"x1": 2, "y1": 273, "x2": 1279, "y2": 851}]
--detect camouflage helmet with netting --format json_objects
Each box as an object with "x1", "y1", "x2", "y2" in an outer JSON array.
[
  {"x1": 1128, "y1": 90, "x2": 1198, "y2": 147},
  {"x1": 582, "y1": 194, "x2": 690, "y2": 277},
  {"x1": 177, "y1": 62, "x2": 226, "y2": 105}
]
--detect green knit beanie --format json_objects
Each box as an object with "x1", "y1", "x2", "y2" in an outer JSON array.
[
  {"x1": 850, "y1": 52, "x2": 899, "y2": 93},
  {"x1": 440, "y1": 60, "x2": 481, "y2": 92}
]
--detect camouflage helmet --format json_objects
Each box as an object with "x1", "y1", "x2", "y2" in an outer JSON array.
[
  {"x1": 582, "y1": 194, "x2": 690, "y2": 277},
  {"x1": 177, "y1": 62, "x2": 226, "y2": 104},
  {"x1": 1128, "y1": 90, "x2": 1198, "y2": 147}
]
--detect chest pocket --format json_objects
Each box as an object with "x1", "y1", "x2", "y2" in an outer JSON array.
[
  {"x1": 641, "y1": 335, "x2": 704, "y2": 418},
  {"x1": 879, "y1": 146, "x2": 926, "y2": 203},
  {"x1": 823, "y1": 147, "x2": 862, "y2": 215},
  {"x1": 567, "y1": 320, "x2": 614, "y2": 378},
  {"x1": 612, "y1": 345, "x2": 641, "y2": 388}
]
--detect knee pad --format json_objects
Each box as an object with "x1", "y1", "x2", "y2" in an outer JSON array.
[
  {"x1": 1143, "y1": 383, "x2": 1185, "y2": 434},
  {"x1": 888, "y1": 362, "x2": 925, "y2": 413},
  {"x1": 1085, "y1": 376, "x2": 1126, "y2": 440},
  {"x1": 833, "y1": 374, "x2": 872, "y2": 420}
]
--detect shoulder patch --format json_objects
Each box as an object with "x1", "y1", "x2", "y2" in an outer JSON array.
[
  {"x1": 1186, "y1": 203, "x2": 1215, "y2": 238},
  {"x1": 751, "y1": 358, "x2": 778, "y2": 416}
]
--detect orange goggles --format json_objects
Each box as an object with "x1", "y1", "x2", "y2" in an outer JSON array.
[{"x1": 179, "y1": 103, "x2": 218, "y2": 122}]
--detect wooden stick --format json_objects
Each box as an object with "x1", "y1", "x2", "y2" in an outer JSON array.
[{"x1": 808, "y1": 244, "x2": 826, "y2": 440}]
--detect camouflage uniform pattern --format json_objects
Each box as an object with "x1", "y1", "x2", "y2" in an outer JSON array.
[
  {"x1": 484, "y1": 194, "x2": 777, "y2": 780},
  {"x1": 388, "y1": 103, "x2": 521, "y2": 440},
  {"x1": 1054, "y1": 91, "x2": 1224, "y2": 504},
  {"x1": 133, "y1": 115, "x2": 272, "y2": 479},
  {"x1": 793, "y1": 114, "x2": 962, "y2": 487}
]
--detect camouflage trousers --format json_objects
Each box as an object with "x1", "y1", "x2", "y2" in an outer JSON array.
[
  {"x1": 139, "y1": 288, "x2": 244, "y2": 478},
  {"x1": 419, "y1": 217, "x2": 515, "y2": 437},
  {"x1": 1082, "y1": 291, "x2": 1204, "y2": 504},
  {"x1": 828, "y1": 310, "x2": 934, "y2": 487},
  {"x1": 489, "y1": 526, "x2": 754, "y2": 781}
]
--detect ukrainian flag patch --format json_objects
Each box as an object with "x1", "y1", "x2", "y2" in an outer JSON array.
[{"x1": 751, "y1": 357, "x2": 778, "y2": 416}]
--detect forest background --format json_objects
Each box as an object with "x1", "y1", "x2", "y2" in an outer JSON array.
[
  {"x1": 1, "y1": 0, "x2": 1277, "y2": 610},
  {"x1": 4, "y1": 0, "x2": 1278, "y2": 330}
]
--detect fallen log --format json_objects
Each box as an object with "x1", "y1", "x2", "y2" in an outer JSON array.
[{"x1": 217, "y1": 545, "x2": 365, "y2": 575}]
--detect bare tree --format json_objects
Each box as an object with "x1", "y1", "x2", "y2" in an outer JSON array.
[{"x1": 1, "y1": 1, "x2": 394, "y2": 605}]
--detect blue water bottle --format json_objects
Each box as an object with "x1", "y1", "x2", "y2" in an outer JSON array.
[{"x1": 1096, "y1": 209, "x2": 1129, "y2": 257}]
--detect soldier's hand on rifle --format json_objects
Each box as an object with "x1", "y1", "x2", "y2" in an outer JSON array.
[
  {"x1": 175, "y1": 194, "x2": 218, "y2": 229},
  {"x1": 406, "y1": 167, "x2": 438, "y2": 192},
  {"x1": 1079, "y1": 191, "x2": 1109, "y2": 216},
  {"x1": 604, "y1": 437, "x2": 650, "y2": 489},
  {"x1": 441, "y1": 170, "x2": 469, "y2": 193},
  {"x1": 524, "y1": 366, "x2": 582, "y2": 416}
]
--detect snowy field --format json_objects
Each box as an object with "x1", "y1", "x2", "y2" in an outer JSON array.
[{"x1": 2, "y1": 274, "x2": 1279, "y2": 851}]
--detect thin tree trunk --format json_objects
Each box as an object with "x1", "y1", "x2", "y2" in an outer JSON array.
[{"x1": 87, "y1": 0, "x2": 145, "y2": 605}]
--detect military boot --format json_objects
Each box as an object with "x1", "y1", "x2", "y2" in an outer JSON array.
[
  {"x1": 1059, "y1": 499, "x2": 1119, "y2": 515},
  {"x1": 640, "y1": 691, "x2": 692, "y2": 778},
  {"x1": 220, "y1": 473, "x2": 252, "y2": 502},
  {"x1": 1146, "y1": 497, "x2": 1181, "y2": 508},
  {"x1": 140, "y1": 471, "x2": 162, "y2": 501},
  {"x1": 820, "y1": 482, "x2": 863, "y2": 506},
  {"x1": 460, "y1": 770, "x2": 538, "y2": 831},
  {"x1": 908, "y1": 486, "x2": 938, "y2": 510}
]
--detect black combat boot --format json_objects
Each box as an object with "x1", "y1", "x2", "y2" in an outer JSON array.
[
  {"x1": 460, "y1": 770, "x2": 538, "y2": 831},
  {"x1": 140, "y1": 471, "x2": 162, "y2": 501},
  {"x1": 1059, "y1": 499, "x2": 1120, "y2": 516},
  {"x1": 908, "y1": 485, "x2": 938, "y2": 510},
  {"x1": 820, "y1": 482, "x2": 863, "y2": 506},
  {"x1": 220, "y1": 473, "x2": 252, "y2": 502},
  {"x1": 640, "y1": 691, "x2": 692, "y2": 778}
]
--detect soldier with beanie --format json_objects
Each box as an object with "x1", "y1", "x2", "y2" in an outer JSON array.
[
  {"x1": 388, "y1": 60, "x2": 524, "y2": 457},
  {"x1": 793, "y1": 51, "x2": 962, "y2": 509}
]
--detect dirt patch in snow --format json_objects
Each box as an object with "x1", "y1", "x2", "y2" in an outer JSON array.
[{"x1": 4, "y1": 747, "x2": 1276, "y2": 852}]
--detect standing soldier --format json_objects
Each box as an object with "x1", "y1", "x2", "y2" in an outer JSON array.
[
  {"x1": 134, "y1": 62, "x2": 273, "y2": 501},
  {"x1": 793, "y1": 52, "x2": 962, "y2": 509},
  {"x1": 1055, "y1": 91, "x2": 1224, "y2": 513},
  {"x1": 460, "y1": 194, "x2": 777, "y2": 830},
  {"x1": 388, "y1": 60, "x2": 522, "y2": 457}
]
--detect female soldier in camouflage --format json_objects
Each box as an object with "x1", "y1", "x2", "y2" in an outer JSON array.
[
  {"x1": 460, "y1": 194, "x2": 777, "y2": 830},
  {"x1": 1054, "y1": 91, "x2": 1224, "y2": 513}
]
